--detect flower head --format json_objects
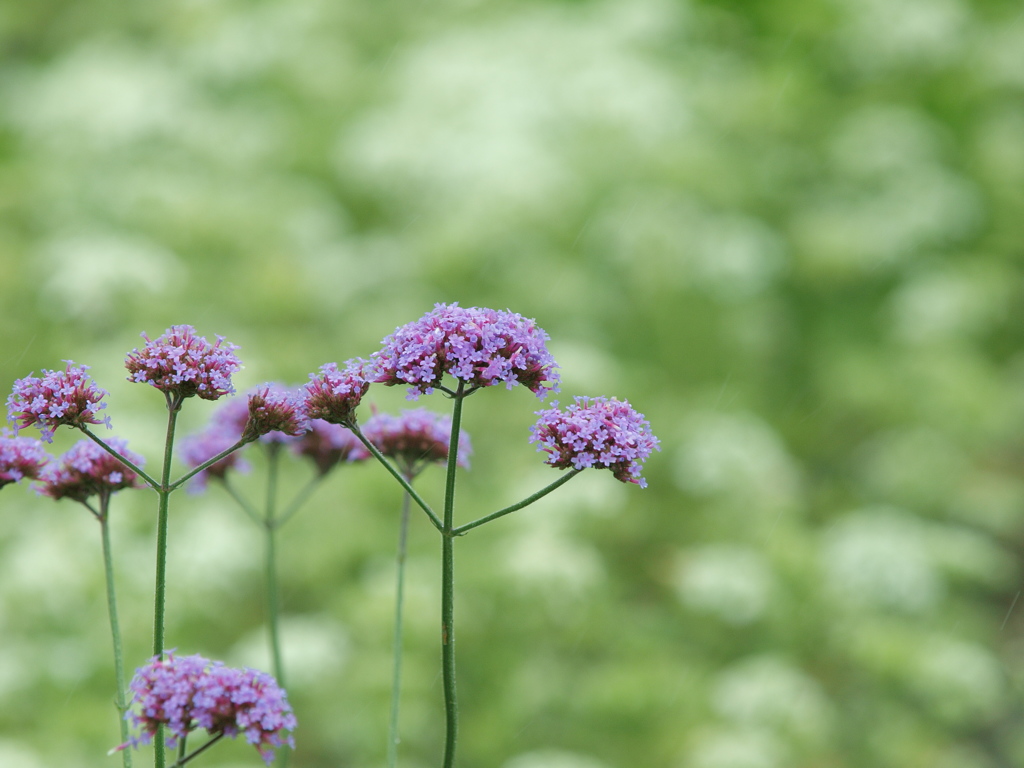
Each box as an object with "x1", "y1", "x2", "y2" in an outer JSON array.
[
  {"x1": 362, "y1": 408, "x2": 471, "y2": 476},
  {"x1": 121, "y1": 652, "x2": 296, "y2": 766},
  {"x1": 242, "y1": 384, "x2": 310, "y2": 443},
  {"x1": 6, "y1": 361, "x2": 110, "y2": 442},
  {"x1": 530, "y1": 396, "x2": 659, "y2": 487},
  {"x1": 0, "y1": 433, "x2": 50, "y2": 489},
  {"x1": 302, "y1": 360, "x2": 369, "y2": 426},
  {"x1": 37, "y1": 437, "x2": 145, "y2": 502},
  {"x1": 125, "y1": 325, "x2": 241, "y2": 402},
  {"x1": 369, "y1": 303, "x2": 560, "y2": 399},
  {"x1": 290, "y1": 419, "x2": 368, "y2": 476}
]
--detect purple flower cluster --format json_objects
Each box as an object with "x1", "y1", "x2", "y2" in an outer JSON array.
[
  {"x1": 530, "y1": 397, "x2": 660, "y2": 488},
  {"x1": 362, "y1": 408, "x2": 471, "y2": 476},
  {"x1": 303, "y1": 361, "x2": 369, "y2": 426},
  {"x1": 6, "y1": 362, "x2": 110, "y2": 442},
  {"x1": 369, "y1": 303, "x2": 560, "y2": 399},
  {"x1": 290, "y1": 419, "x2": 368, "y2": 476},
  {"x1": 242, "y1": 385, "x2": 310, "y2": 443},
  {"x1": 125, "y1": 325, "x2": 242, "y2": 402},
  {"x1": 37, "y1": 437, "x2": 145, "y2": 502},
  {"x1": 0, "y1": 433, "x2": 49, "y2": 489},
  {"x1": 122, "y1": 652, "x2": 296, "y2": 766}
]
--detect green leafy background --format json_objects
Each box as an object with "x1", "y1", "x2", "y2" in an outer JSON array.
[{"x1": 2, "y1": 0, "x2": 1024, "y2": 766}]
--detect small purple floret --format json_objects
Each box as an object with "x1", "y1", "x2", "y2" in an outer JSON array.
[
  {"x1": 120, "y1": 652, "x2": 296, "y2": 766},
  {"x1": 303, "y1": 360, "x2": 369, "y2": 426},
  {"x1": 530, "y1": 396, "x2": 659, "y2": 487},
  {"x1": 125, "y1": 325, "x2": 242, "y2": 402},
  {"x1": 6, "y1": 361, "x2": 111, "y2": 442},
  {"x1": 179, "y1": 428, "x2": 251, "y2": 492},
  {"x1": 0, "y1": 433, "x2": 50, "y2": 489},
  {"x1": 37, "y1": 437, "x2": 145, "y2": 502},
  {"x1": 362, "y1": 408, "x2": 471, "y2": 476},
  {"x1": 368, "y1": 302, "x2": 560, "y2": 399}
]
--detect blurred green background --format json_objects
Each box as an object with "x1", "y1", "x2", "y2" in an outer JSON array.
[{"x1": 3, "y1": 0, "x2": 1024, "y2": 766}]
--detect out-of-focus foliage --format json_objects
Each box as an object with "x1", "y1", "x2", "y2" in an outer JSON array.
[{"x1": 2, "y1": 0, "x2": 1024, "y2": 766}]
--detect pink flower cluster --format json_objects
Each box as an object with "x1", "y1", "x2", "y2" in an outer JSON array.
[
  {"x1": 125, "y1": 325, "x2": 242, "y2": 402},
  {"x1": 530, "y1": 397, "x2": 660, "y2": 488},
  {"x1": 122, "y1": 652, "x2": 296, "y2": 766},
  {"x1": 290, "y1": 419, "x2": 368, "y2": 476},
  {"x1": 6, "y1": 361, "x2": 110, "y2": 442},
  {"x1": 303, "y1": 361, "x2": 369, "y2": 426},
  {"x1": 0, "y1": 433, "x2": 49, "y2": 489},
  {"x1": 362, "y1": 408, "x2": 471, "y2": 476},
  {"x1": 242, "y1": 384, "x2": 311, "y2": 442},
  {"x1": 37, "y1": 437, "x2": 145, "y2": 502},
  {"x1": 369, "y1": 303, "x2": 560, "y2": 399}
]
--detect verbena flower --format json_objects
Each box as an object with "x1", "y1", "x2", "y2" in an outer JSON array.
[
  {"x1": 125, "y1": 325, "x2": 242, "y2": 402},
  {"x1": 530, "y1": 396, "x2": 660, "y2": 488},
  {"x1": 0, "y1": 433, "x2": 50, "y2": 489},
  {"x1": 303, "y1": 360, "x2": 369, "y2": 426},
  {"x1": 242, "y1": 384, "x2": 310, "y2": 442},
  {"x1": 121, "y1": 652, "x2": 296, "y2": 766},
  {"x1": 362, "y1": 408, "x2": 471, "y2": 476},
  {"x1": 290, "y1": 419, "x2": 368, "y2": 476},
  {"x1": 369, "y1": 302, "x2": 560, "y2": 399},
  {"x1": 179, "y1": 428, "x2": 251, "y2": 492},
  {"x1": 37, "y1": 437, "x2": 145, "y2": 502},
  {"x1": 6, "y1": 361, "x2": 111, "y2": 442}
]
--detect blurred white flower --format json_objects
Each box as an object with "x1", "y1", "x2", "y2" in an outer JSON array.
[
  {"x1": 503, "y1": 749, "x2": 612, "y2": 768},
  {"x1": 503, "y1": 519, "x2": 605, "y2": 595},
  {"x1": 339, "y1": 1, "x2": 685, "y2": 218},
  {"x1": 909, "y1": 638, "x2": 1007, "y2": 726},
  {"x1": 889, "y1": 268, "x2": 1010, "y2": 345},
  {"x1": 673, "y1": 545, "x2": 774, "y2": 625},
  {"x1": 38, "y1": 232, "x2": 184, "y2": 321},
  {"x1": 683, "y1": 727, "x2": 787, "y2": 768},
  {"x1": 821, "y1": 507, "x2": 943, "y2": 613},
  {"x1": 230, "y1": 614, "x2": 350, "y2": 688},
  {"x1": 711, "y1": 655, "x2": 833, "y2": 743},
  {"x1": 0, "y1": 741, "x2": 45, "y2": 768},
  {"x1": 674, "y1": 412, "x2": 801, "y2": 511}
]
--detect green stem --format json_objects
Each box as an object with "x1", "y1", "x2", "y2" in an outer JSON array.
[
  {"x1": 350, "y1": 425, "x2": 443, "y2": 532},
  {"x1": 96, "y1": 495, "x2": 133, "y2": 768},
  {"x1": 221, "y1": 478, "x2": 262, "y2": 527},
  {"x1": 168, "y1": 732, "x2": 225, "y2": 767},
  {"x1": 440, "y1": 381, "x2": 466, "y2": 768},
  {"x1": 168, "y1": 437, "x2": 251, "y2": 492},
  {"x1": 386, "y1": 487, "x2": 413, "y2": 768},
  {"x1": 452, "y1": 470, "x2": 583, "y2": 536},
  {"x1": 153, "y1": 404, "x2": 180, "y2": 768}
]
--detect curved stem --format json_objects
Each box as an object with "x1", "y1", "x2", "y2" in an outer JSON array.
[
  {"x1": 80, "y1": 426, "x2": 159, "y2": 490},
  {"x1": 168, "y1": 437, "x2": 251, "y2": 492},
  {"x1": 452, "y1": 470, "x2": 583, "y2": 536},
  {"x1": 349, "y1": 425, "x2": 443, "y2": 532},
  {"x1": 96, "y1": 495, "x2": 133, "y2": 768},
  {"x1": 440, "y1": 381, "x2": 465, "y2": 768},
  {"x1": 386, "y1": 487, "x2": 413, "y2": 768}
]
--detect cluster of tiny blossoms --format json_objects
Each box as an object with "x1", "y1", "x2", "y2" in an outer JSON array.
[
  {"x1": 369, "y1": 303, "x2": 560, "y2": 399},
  {"x1": 242, "y1": 384, "x2": 311, "y2": 442},
  {"x1": 362, "y1": 408, "x2": 471, "y2": 475},
  {"x1": 530, "y1": 397, "x2": 660, "y2": 487},
  {"x1": 37, "y1": 437, "x2": 145, "y2": 502},
  {"x1": 6, "y1": 362, "x2": 110, "y2": 442},
  {"x1": 122, "y1": 652, "x2": 296, "y2": 766},
  {"x1": 125, "y1": 325, "x2": 242, "y2": 402},
  {"x1": 303, "y1": 361, "x2": 370, "y2": 426},
  {"x1": 0, "y1": 433, "x2": 49, "y2": 489}
]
